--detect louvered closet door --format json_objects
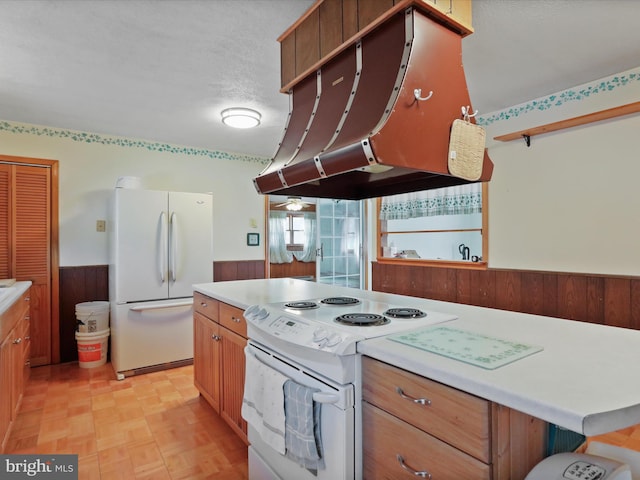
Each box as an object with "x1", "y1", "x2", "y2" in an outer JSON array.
[
  {"x1": 0, "y1": 162, "x2": 52, "y2": 366},
  {"x1": 0, "y1": 166, "x2": 11, "y2": 279},
  {"x1": 14, "y1": 166, "x2": 51, "y2": 366}
]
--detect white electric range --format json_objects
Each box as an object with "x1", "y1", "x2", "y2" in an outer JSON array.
[{"x1": 243, "y1": 294, "x2": 457, "y2": 480}]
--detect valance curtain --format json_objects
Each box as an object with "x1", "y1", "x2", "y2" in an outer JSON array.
[
  {"x1": 268, "y1": 212, "x2": 317, "y2": 264},
  {"x1": 379, "y1": 183, "x2": 482, "y2": 220}
]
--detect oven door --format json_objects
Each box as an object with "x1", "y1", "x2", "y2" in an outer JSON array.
[{"x1": 245, "y1": 341, "x2": 355, "y2": 480}]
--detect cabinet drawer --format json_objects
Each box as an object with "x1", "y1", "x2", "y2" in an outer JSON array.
[
  {"x1": 219, "y1": 303, "x2": 247, "y2": 338},
  {"x1": 362, "y1": 356, "x2": 490, "y2": 462},
  {"x1": 0, "y1": 291, "x2": 30, "y2": 341},
  {"x1": 363, "y1": 402, "x2": 490, "y2": 480},
  {"x1": 193, "y1": 292, "x2": 219, "y2": 321}
]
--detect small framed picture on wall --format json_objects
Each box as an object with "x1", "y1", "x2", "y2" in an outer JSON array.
[{"x1": 247, "y1": 233, "x2": 260, "y2": 246}]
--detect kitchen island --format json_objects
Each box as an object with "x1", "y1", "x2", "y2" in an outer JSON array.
[
  {"x1": 195, "y1": 278, "x2": 640, "y2": 478},
  {"x1": 194, "y1": 278, "x2": 640, "y2": 437}
]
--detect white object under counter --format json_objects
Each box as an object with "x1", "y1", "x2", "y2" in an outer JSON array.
[
  {"x1": 193, "y1": 278, "x2": 367, "y2": 309},
  {"x1": 358, "y1": 302, "x2": 640, "y2": 437}
]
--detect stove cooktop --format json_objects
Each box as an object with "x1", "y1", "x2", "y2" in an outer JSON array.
[{"x1": 244, "y1": 296, "x2": 457, "y2": 356}]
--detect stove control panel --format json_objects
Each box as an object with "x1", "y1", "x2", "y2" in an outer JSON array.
[{"x1": 243, "y1": 305, "x2": 362, "y2": 355}]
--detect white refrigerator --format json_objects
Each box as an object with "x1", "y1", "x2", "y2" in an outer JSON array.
[{"x1": 109, "y1": 188, "x2": 213, "y2": 379}]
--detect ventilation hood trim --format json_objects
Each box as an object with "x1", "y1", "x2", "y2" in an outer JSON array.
[{"x1": 255, "y1": 7, "x2": 494, "y2": 200}]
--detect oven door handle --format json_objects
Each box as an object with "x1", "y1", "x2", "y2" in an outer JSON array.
[{"x1": 312, "y1": 392, "x2": 340, "y2": 404}]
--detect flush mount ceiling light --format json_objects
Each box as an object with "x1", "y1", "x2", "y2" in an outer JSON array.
[{"x1": 220, "y1": 107, "x2": 261, "y2": 129}]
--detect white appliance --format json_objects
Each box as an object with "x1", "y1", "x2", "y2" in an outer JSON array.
[
  {"x1": 242, "y1": 296, "x2": 457, "y2": 480},
  {"x1": 109, "y1": 188, "x2": 213, "y2": 380},
  {"x1": 526, "y1": 442, "x2": 640, "y2": 480},
  {"x1": 526, "y1": 452, "x2": 631, "y2": 480}
]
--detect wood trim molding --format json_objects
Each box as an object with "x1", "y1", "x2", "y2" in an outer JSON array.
[
  {"x1": 493, "y1": 101, "x2": 640, "y2": 144},
  {"x1": 0, "y1": 154, "x2": 59, "y2": 364}
]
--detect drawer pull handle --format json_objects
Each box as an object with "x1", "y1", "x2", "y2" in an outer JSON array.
[
  {"x1": 13, "y1": 337, "x2": 22, "y2": 345},
  {"x1": 200, "y1": 302, "x2": 207, "y2": 307},
  {"x1": 397, "y1": 454, "x2": 431, "y2": 478},
  {"x1": 396, "y1": 387, "x2": 431, "y2": 406},
  {"x1": 212, "y1": 334, "x2": 221, "y2": 341},
  {"x1": 232, "y1": 316, "x2": 241, "y2": 323}
]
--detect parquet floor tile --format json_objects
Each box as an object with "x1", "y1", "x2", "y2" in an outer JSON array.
[
  {"x1": 589, "y1": 425, "x2": 640, "y2": 453},
  {"x1": 5, "y1": 362, "x2": 248, "y2": 479},
  {"x1": 7, "y1": 359, "x2": 637, "y2": 478}
]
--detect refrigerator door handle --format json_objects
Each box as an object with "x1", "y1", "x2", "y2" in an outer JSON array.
[
  {"x1": 170, "y1": 212, "x2": 178, "y2": 282},
  {"x1": 129, "y1": 299, "x2": 193, "y2": 312},
  {"x1": 160, "y1": 211, "x2": 168, "y2": 283}
]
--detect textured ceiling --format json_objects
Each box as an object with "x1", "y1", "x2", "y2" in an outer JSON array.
[{"x1": 1, "y1": 0, "x2": 639, "y2": 158}]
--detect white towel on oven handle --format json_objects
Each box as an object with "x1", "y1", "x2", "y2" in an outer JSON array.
[{"x1": 241, "y1": 346, "x2": 288, "y2": 454}]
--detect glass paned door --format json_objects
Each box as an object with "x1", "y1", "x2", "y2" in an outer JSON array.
[{"x1": 316, "y1": 199, "x2": 363, "y2": 288}]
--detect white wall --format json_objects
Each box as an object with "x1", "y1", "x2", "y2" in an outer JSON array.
[
  {"x1": 0, "y1": 123, "x2": 267, "y2": 266},
  {"x1": 365, "y1": 66, "x2": 640, "y2": 279},
  {"x1": 481, "y1": 66, "x2": 640, "y2": 275},
  {"x1": 3, "y1": 65, "x2": 639, "y2": 277}
]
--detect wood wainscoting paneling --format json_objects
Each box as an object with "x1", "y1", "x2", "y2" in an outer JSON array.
[
  {"x1": 213, "y1": 260, "x2": 266, "y2": 282},
  {"x1": 58, "y1": 261, "x2": 263, "y2": 363},
  {"x1": 59, "y1": 265, "x2": 109, "y2": 363},
  {"x1": 372, "y1": 262, "x2": 640, "y2": 330},
  {"x1": 269, "y1": 257, "x2": 316, "y2": 280}
]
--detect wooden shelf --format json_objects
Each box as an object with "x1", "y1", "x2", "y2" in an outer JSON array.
[{"x1": 493, "y1": 101, "x2": 640, "y2": 144}]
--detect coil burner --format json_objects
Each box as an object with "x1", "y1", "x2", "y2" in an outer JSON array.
[
  {"x1": 284, "y1": 301, "x2": 319, "y2": 310},
  {"x1": 383, "y1": 308, "x2": 427, "y2": 319},
  {"x1": 321, "y1": 297, "x2": 361, "y2": 306},
  {"x1": 335, "y1": 313, "x2": 390, "y2": 327}
]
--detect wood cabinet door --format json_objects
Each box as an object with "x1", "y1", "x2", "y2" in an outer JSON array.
[
  {"x1": 193, "y1": 312, "x2": 221, "y2": 413},
  {"x1": 0, "y1": 333, "x2": 12, "y2": 451},
  {"x1": 10, "y1": 324, "x2": 22, "y2": 423},
  {"x1": 220, "y1": 327, "x2": 247, "y2": 443}
]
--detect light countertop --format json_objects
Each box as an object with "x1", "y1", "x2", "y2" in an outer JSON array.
[
  {"x1": 194, "y1": 279, "x2": 640, "y2": 436},
  {"x1": 0, "y1": 281, "x2": 32, "y2": 316},
  {"x1": 193, "y1": 278, "x2": 436, "y2": 311}
]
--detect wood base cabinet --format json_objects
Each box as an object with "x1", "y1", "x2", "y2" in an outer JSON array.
[
  {"x1": 194, "y1": 311, "x2": 221, "y2": 412},
  {"x1": 0, "y1": 288, "x2": 30, "y2": 453},
  {"x1": 193, "y1": 292, "x2": 248, "y2": 443},
  {"x1": 362, "y1": 356, "x2": 547, "y2": 480}
]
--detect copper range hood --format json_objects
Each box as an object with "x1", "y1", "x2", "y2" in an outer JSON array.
[{"x1": 254, "y1": 7, "x2": 494, "y2": 200}]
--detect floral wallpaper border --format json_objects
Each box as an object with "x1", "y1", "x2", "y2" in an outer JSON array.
[
  {"x1": 0, "y1": 120, "x2": 269, "y2": 165},
  {"x1": 477, "y1": 69, "x2": 640, "y2": 127},
  {"x1": 4, "y1": 68, "x2": 638, "y2": 155}
]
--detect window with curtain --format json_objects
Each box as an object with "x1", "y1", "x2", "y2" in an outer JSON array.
[
  {"x1": 269, "y1": 211, "x2": 317, "y2": 264},
  {"x1": 378, "y1": 183, "x2": 487, "y2": 263}
]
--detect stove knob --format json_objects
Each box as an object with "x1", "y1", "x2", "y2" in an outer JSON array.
[
  {"x1": 312, "y1": 328, "x2": 328, "y2": 342},
  {"x1": 245, "y1": 305, "x2": 269, "y2": 322},
  {"x1": 325, "y1": 333, "x2": 342, "y2": 347},
  {"x1": 244, "y1": 305, "x2": 260, "y2": 320}
]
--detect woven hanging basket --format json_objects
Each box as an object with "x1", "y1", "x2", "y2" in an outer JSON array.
[{"x1": 448, "y1": 119, "x2": 486, "y2": 181}]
